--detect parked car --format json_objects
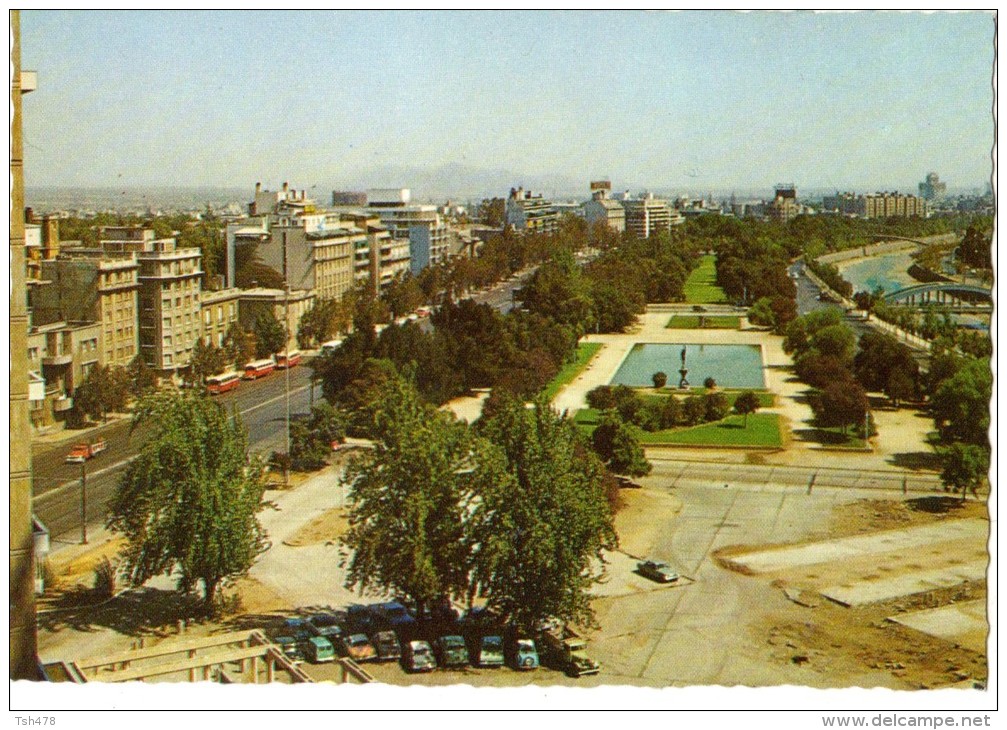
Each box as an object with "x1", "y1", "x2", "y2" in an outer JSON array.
[
  {"x1": 371, "y1": 601, "x2": 416, "y2": 630},
  {"x1": 462, "y1": 606, "x2": 500, "y2": 630},
  {"x1": 507, "y1": 637, "x2": 539, "y2": 671},
  {"x1": 403, "y1": 640, "x2": 437, "y2": 673},
  {"x1": 303, "y1": 636, "x2": 335, "y2": 664},
  {"x1": 283, "y1": 617, "x2": 313, "y2": 642},
  {"x1": 434, "y1": 635, "x2": 469, "y2": 668},
  {"x1": 346, "y1": 605, "x2": 377, "y2": 634},
  {"x1": 274, "y1": 635, "x2": 304, "y2": 663},
  {"x1": 636, "y1": 559, "x2": 680, "y2": 584},
  {"x1": 540, "y1": 627, "x2": 600, "y2": 677},
  {"x1": 307, "y1": 612, "x2": 345, "y2": 640},
  {"x1": 371, "y1": 630, "x2": 402, "y2": 662},
  {"x1": 473, "y1": 634, "x2": 505, "y2": 667},
  {"x1": 336, "y1": 633, "x2": 377, "y2": 663}
]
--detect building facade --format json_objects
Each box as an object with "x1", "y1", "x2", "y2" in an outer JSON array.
[
  {"x1": 582, "y1": 184, "x2": 627, "y2": 232},
  {"x1": 135, "y1": 238, "x2": 203, "y2": 375},
  {"x1": 505, "y1": 187, "x2": 560, "y2": 235},
  {"x1": 622, "y1": 193, "x2": 675, "y2": 239},
  {"x1": 823, "y1": 191, "x2": 927, "y2": 219},
  {"x1": 200, "y1": 287, "x2": 241, "y2": 349},
  {"x1": 238, "y1": 287, "x2": 314, "y2": 353}
]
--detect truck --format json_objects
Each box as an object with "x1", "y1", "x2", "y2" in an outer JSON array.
[
  {"x1": 540, "y1": 626, "x2": 601, "y2": 678},
  {"x1": 65, "y1": 439, "x2": 107, "y2": 463}
]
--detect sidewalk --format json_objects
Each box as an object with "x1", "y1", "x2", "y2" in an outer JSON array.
[{"x1": 31, "y1": 411, "x2": 132, "y2": 447}]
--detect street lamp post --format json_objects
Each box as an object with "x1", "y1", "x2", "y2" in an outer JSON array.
[{"x1": 80, "y1": 461, "x2": 88, "y2": 545}]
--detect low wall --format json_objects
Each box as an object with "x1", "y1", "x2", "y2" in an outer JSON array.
[{"x1": 816, "y1": 233, "x2": 960, "y2": 265}]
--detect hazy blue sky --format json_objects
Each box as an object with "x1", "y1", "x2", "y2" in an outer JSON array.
[{"x1": 21, "y1": 10, "x2": 994, "y2": 194}]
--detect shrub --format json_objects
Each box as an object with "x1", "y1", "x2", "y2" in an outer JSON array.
[
  {"x1": 703, "y1": 392, "x2": 731, "y2": 422},
  {"x1": 703, "y1": 376, "x2": 717, "y2": 389},
  {"x1": 652, "y1": 371, "x2": 667, "y2": 389},
  {"x1": 93, "y1": 557, "x2": 118, "y2": 600}
]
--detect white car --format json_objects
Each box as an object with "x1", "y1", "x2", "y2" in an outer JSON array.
[{"x1": 637, "y1": 560, "x2": 680, "y2": 583}]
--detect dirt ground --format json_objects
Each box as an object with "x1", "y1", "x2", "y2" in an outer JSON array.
[
  {"x1": 612, "y1": 487, "x2": 684, "y2": 559},
  {"x1": 715, "y1": 496, "x2": 990, "y2": 689},
  {"x1": 281, "y1": 507, "x2": 350, "y2": 547}
]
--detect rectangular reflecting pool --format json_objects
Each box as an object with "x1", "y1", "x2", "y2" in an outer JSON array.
[{"x1": 611, "y1": 343, "x2": 766, "y2": 389}]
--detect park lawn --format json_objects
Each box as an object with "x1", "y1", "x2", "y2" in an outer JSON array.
[
  {"x1": 666, "y1": 315, "x2": 741, "y2": 329},
  {"x1": 683, "y1": 254, "x2": 728, "y2": 304},
  {"x1": 542, "y1": 342, "x2": 603, "y2": 400},
  {"x1": 636, "y1": 413, "x2": 783, "y2": 447},
  {"x1": 573, "y1": 408, "x2": 781, "y2": 448}
]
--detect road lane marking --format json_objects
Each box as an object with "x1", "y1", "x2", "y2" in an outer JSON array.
[{"x1": 34, "y1": 383, "x2": 313, "y2": 502}]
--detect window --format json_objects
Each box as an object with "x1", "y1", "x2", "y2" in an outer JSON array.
[{"x1": 204, "y1": 311, "x2": 211, "y2": 325}]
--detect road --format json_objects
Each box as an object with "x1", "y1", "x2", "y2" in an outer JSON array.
[
  {"x1": 32, "y1": 364, "x2": 317, "y2": 542},
  {"x1": 790, "y1": 262, "x2": 931, "y2": 369}
]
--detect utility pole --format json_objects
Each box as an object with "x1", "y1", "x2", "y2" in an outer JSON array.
[
  {"x1": 283, "y1": 231, "x2": 291, "y2": 488},
  {"x1": 80, "y1": 461, "x2": 88, "y2": 545}
]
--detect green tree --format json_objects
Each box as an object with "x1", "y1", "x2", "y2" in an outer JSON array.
[
  {"x1": 471, "y1": 394, "x2": 617, "y2": 630},
  {"x1": 939, "y1": 442, "x2": 989, "y2": 501},
  {"x1": 106, "y1": 391, "x2": 268, "y2": 612},
  {"x1": 811, "y1": 380, "x2": 868, "y2": 435},
  {"x1": 127, "y1": 355, "x2": 158, "y2": 396},
  {"x1": 73, "y1": 365, "x2": 129, "y2": 423},
  {"x1": 931, "y1": 357, "x2": 991, "y2": 446},
  {"x1": 703, "y1": 391, "x2": 731, "y2": 422},
  {"x1": 224, "y1": 323, "x2": 256, "y2": 369},
  {"x1": 252, "y1": 311, "x2": 286, "y2": 359},
  {"x1": 809, "y1": 323, "x2": 856, "y2": 364},
  {"x1": 682, "y1": 395, "x2": 706, "y2": 425},
  {"x1": 747, "y1": 297, "x2": 776, "y2": 328},
  {"x1": 187, "y1": 339, "x2": 229, "y2": 386},
  {"x1": 591, "y1": 411, "x2": 652, "y2": 476},
  {"x1": 733, "y1": 390, "x2": 761, "y2": 427},
  {"x1": 290, "y1": 402, "x2": 348, "y2": 471},
  {"x1": 341, "y1": 378, "x2": 496, "y2": 616}
]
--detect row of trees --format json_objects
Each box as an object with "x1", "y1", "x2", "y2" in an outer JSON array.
[
  {"x1": 783, "y1": 310, "x2": 869, "y2": 434},
  {"x1": 68, "y1": 357, "x2": 158, "y2": 427},
  {"x1": 342, "y1": 379, "x2": 617, "y2": 630}
]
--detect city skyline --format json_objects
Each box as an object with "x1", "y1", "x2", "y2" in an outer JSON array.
[{"x1": 21, "y1": 10, "x2": 994, "y2": 193}]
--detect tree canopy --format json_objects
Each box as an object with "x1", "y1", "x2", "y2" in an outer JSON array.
[
  {"x1": 471, "y1": 393, "x2": 618, "y2": 630},
  {"x1": 107, "y1": 391, "x2": 268, "y2": 611}
]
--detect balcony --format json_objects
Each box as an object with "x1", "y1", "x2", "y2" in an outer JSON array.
[
  {"x1": 43, "y1": 353, "x2": 72, "y2": 367},
  {"x1": 53, "y1": 396, "x2": 74, "y2": 413}
]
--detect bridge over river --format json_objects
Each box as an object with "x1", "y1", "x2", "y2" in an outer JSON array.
[{"x1": 883, "y1": 282, "x2": 992, "y2": 312}]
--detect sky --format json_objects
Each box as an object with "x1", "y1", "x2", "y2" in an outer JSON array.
[{"x1": 20, "y1": 10, "x2": 995, "y2": 196}]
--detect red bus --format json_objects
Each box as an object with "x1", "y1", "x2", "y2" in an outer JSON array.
[
  {"x1": 275, "y1": 350, "x2": 302, "y2": 369},
  {"x1": 206, "y1": 371, "x2": 241, "y2": 395},
  {"x1": 243, "y1": 358, "x2": 276, "y2": 380}
]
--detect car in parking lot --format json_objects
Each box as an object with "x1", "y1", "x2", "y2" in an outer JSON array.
[
  {"x1": 472, "y1": 634, "x2": 505, "y2": 667},
  {"x1": 303, "y1": 636, "x2": 336, "y2": 664},
  {"x1": 435, "y1": 635, "x2": 469, "y2": 668},
  {"x1": 283, "y1": 617, "x2": 313, "y2": 642},
  {"x1": 507, "y1": 637, "x2": 539, "y2": 671},
  {"x1": 273, "y1": 635, "x2": 304, "y2": 664},
  {"x1": 636, "y1": 559, "x2": 680, "y2": 584},
  {"x1": 372, "y1": 630, "x2": 402, "y2": 662},
  {"x1": 371, "y1": 601, "x2": 416, "y2": 630},
  {"x1": 346, "y1": 605, "x2": 378, "y2": 634},
  {"x1": 336, "y1": 633, "x2": 377, "y2": 663},
  {"x1": 307, "y1": 612, "x2": 345, "y2": 640},
  {"x1": 403, "y1": 640, "x2": 437, "y2": 672}
]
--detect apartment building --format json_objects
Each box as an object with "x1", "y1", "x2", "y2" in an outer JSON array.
[
  {"x1": 200, "y1": 287, "x2": 240, "y2": 349},
  {"x1": 823, "y1": 191, "x2": 927, "y2": 219},
  {"x1": 26, "y1": 319, "x2": 101, "y2": 429},
  {"x1": 24, "y1": 212, "x2": 59, "y2": 281},
  {"x1": 767, "y1": 185, "x2": 800, "y2": 222},
  {"x1": 238, "y1": 287, "x2": 314, "y2": 353},
  {"x1": 622, "y1": 193, "x2": 676, "y2": 239},
  {"x1": 582, "y1": 183, "x2": 627, "y2": 232},
  {"x1": 362, "y1": 189, "x2": 449, "y2": 277},
  {"x1": 505, "y1": 187, "x2": 560, "y2": 235},
  {"x1": 136, "y1": 238, "x2": 203, "y2": 376}
]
